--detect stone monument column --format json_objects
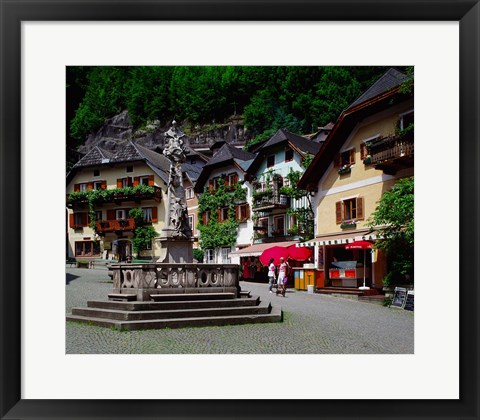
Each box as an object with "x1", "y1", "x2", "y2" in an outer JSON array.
[{"x1": 157, "y1": 121, "x2": 194, "y2": 263}]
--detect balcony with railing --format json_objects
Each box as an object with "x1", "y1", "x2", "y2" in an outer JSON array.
[
  {"x1": 95, "y1": 218, "x2": 136, "y2": 233},
  {"x1": 252, "y1": 192, "x2": 289, "y2": 211},
  {"x1": 367, "y1": 133, "x2": 414, "y2": 175},
  {"x1": 66, "y1": 186, "x2": 162, "y2": 208}
]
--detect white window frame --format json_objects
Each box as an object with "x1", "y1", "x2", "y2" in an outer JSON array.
[
  {"x1": 221, "y1": 247, "x2": 231, "y2": 264},
  {"x1": 139, "y1": 176, "x2": 150, "y2": 186},
  {"x1": 206, "y1": 249, "x2": 214, "y2": 263},
  {"x1": 142, "y1": 207, "x2": 153, "y2": 222},
  {"x1": 116, "y1": 209, "x2": 127, "y2": 220},
  {"x1": 399, "y1": 109, "x2": 414, "y2": 130},
  {"x1": 79, "y1": 183, "x2": 87, "y2": 192},
  {"x1": 185, "y1": 188, "x2": 194, "y2": 200},
  {"x1": 188, "y1": 214, "x2": 194, "y2": 231},
  {"x1": 93, "y1": 181, "x2": 103, "y2": 190}
]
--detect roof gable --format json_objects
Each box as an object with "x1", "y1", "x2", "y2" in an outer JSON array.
[{"x1": 72, "y1": 146, "x2": 114, "y2": 169}]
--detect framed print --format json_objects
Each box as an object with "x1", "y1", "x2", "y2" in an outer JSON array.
[{"x1": 1, "y1": 0, "x2": 478, "y2": 419}]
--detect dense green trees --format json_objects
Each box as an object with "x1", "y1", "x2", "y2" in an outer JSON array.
[{"x1": 67, "y1": 66, "x2": 393, "y2": 146}]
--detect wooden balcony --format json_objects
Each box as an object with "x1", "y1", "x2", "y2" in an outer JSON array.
[
  {"x1": 95, "y1": 218, "x2": 136, "y2": 233},
  {"x1": 252, "y1": 194, "x2": 289, "y2": 211},
  {"x1": 368, "y1": 134, "x2": 414, "y2": 175},
  {"x1": 66, "y1": 186, "x2": 162, "y2": 208}
]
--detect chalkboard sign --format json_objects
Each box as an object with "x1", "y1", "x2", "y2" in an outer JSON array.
[
  {"x1": 390, "y1": 287, "x2": 407, "y2": 308},
  {"x1": 404, "y1": 290, "x2": 414, "y2": 311}
]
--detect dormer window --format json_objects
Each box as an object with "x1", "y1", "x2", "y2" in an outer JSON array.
[
  {"x1": 285, "y1": 148, "x2": 294, "y2": 162},
  {"x1": 266, "y1": 155, "x2": 275, "y2": 168}
]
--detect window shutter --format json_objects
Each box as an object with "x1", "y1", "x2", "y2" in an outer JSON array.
[
  {"x1": 117, "y1": 179, "x2": 123, "y2": 188},
  {"x1": 69, "y1": 214, "x2": 75, "y2": 228},
  {"x1": 333, "y1": 153, "x2": 341, "y2": 167},
  {"x1": 202, "y1": 213, "x2": 207, "y2": 225},
  {"x1": 152, "y1": 207, "x2": 158, "y2": 223},
  {"x1": 87, "y1": 182, "x2": 93, "y2": 190},
  {"x1": 232, "y1": 173, "x2": 238, "y2": 185},
  {"x1": 217, "y1": 209, "x2": 221, "y2": 221},
  {"x1": 82, "y1": 213, "x2": 88, "y2": 226},
  {"x1": 101, "y1": 180, "x2": 107, "y2": 190},
  {"x1": 335, "y1": 201, "x2": 343, "y2": 224},
  {"x1": 74, "y1": 184, "x2": 80, "y2": 192},
  {"x1": 356, "y1": 197, "x2": 364, "y2": 220},
  {"x1": 127, "y1": 177, "x2": 133, "y2": 187},
  {"x1": 235, "y1": 206, "x2": 239, "y2": 220},
  {"x1": 360, "y1": 143, "x2": 367, "y2": 160},
  {"x1": 209, "y1": 179, "x2": 214, "y2": 191},
  {"x1": 107, "y1": 210, "x2": 116, "y2": 220},
  {"x1": 133, "y1": 177, "x2": 140, "y2": 186},
  {"x1": 349, "y1": 148, "x2": 356, "y2": 164},
  {"x1": 246, "y1": 204, "x2": 250, "y2": 220},
  {"x1": 148, "y1": 175, "x2": 154, "y2": 186}
]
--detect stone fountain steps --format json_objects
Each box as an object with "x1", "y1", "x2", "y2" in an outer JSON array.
[
  {"x1": 67, "y1": 306, "x2": 282, "y2": 331},
  {"x1": 67, "y1": 292, "x2": 282, "y2": 330},
  {"x1": 87, "y1": 296, "x2": 261, "y2": 311},
  {"x1": 71, "y1": 301, "x2": 272, "y2": 321}
]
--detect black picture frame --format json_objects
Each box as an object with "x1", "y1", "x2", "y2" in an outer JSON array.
[{"x1": 1, "y1": 1, "x2": 478, "y2": 419}]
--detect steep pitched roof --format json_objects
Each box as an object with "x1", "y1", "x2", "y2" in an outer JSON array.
[
  {"x1": 72, "y1": 146, "x2": 114, "y2": 169},
  {"x1": 261, "y1": 128, "x2": 321, "y2": 156},
  {"x1": 194, "y1": 144, "x2": 256, "y2": 193},
  {"x1": 298, "y1": 68, "x2": 412, "y2": 190},
  {"x1": 349, "y1": 68, "x2": 408, "y2": 109}
]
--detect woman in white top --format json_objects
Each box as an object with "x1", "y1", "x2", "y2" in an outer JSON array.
[{"x1": 267, "y1": 258, "x2": 276, "y2": 293}]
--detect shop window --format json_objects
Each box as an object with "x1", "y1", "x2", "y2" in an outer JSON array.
[
  {"x1": 285, "y1": 148, "x2": 294, "y2": 162},
  {"x1": 335, "y1": 197, "x2": 364, "y2": 223},
  {"x1": 75, "y1": 241, "x2": 100, "y2": 257},
  {"x1": 266, "y1": 155, "x2": 275, "y2": 168}
]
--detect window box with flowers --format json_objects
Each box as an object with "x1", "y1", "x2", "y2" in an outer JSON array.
[
  {"x1": 340, "y1": 220, "x2": 357, "y2": 229},
  {"x1": 338, "y1": 164, "x2": 352, "y2": 175},
  {"x1": 363, "y1": 155, "x2": 372, "y2": 165}
]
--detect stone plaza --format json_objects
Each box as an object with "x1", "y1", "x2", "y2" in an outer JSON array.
[{"x1": 66, "y1": 265, "x2": 414, "y2": 354}]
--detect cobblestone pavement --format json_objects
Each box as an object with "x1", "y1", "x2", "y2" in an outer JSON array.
[{"x1": 66, "y1": 267, "x2": 414, "y2": 354}]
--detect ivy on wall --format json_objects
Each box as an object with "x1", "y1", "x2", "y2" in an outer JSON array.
[
  {"x1": 128, "y1": 208, "x2": 159, "y2": 255},
  {"x1": 197, "y1": 178, "x2": 247, "y2": 250}
]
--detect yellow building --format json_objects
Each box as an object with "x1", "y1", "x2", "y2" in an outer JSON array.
[
  {"x1": 66, "y1": 141, "x2": 171, "y2": 261},
  {"x1": 298, "y1": 68, "x2": 414, "y2": 289}
]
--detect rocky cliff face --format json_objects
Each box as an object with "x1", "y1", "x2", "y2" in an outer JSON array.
[{"x1": 77, "y1": 110, "x2": 249, "y2": 156}]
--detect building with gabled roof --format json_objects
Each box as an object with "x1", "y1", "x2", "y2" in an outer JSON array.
[
  {"x1": 67, "y1": 141, "x2": 174, "y2": 262},
  {"x1": 297, "y1": 68, "x2": 413, "y2": 290}
]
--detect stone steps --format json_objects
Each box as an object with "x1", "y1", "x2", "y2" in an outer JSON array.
[
  {"x1": 67, "y1": 306, "x2": 282, "y2": 331},
  {"x1": 67, "y1": 292, "x2": 282, "y2": 330},
  {"x1": 71, "y1": 302, "x2": 272, "y2": 321},
  {"x1": 87, "y1": 296, "x2": 261, "y2": 311}
]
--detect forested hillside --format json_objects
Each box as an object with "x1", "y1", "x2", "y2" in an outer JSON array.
[{"x1": 66, "y1": 66, "x2": 396, "y2": 163}]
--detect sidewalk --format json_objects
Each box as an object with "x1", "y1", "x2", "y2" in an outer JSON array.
[{"x1": 66, "y1": 267, "x2": 414, "y2": 354}]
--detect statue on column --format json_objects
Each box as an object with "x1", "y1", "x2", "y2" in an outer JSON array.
[{"x1": 163, "y1": 121, "x2": 191, "y2": 238}]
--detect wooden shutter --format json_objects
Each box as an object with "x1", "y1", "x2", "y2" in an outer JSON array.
[
  {"x1": 209, "y1": 179, "x2": 214, "y2": 191},
  {"x1": 107, "y1": 210, "x2": 116, "y2": 220},
  {"x1": 235, "y1": 206, "x2": 240, "y2": 220},
  {"x1": 349, "y1": 148, "x2": 356, "y2": 164},
  {"x1": 217, "y1": 209, "x2": 221, "y2": 221},
  {"x1": 101, "y1": 180, "x2": 107, "y2": 190},
  {"x1": 202, "y1": 213, "x2": 207, "y2": 225},
  {"x1": 74, "y1": 184, "x2": 80, "y2": 192},
  {"x1": 356, "y1": 197, "x2": 364, "y2": 220},
  {"x1": 246, "y1": 204, "x2": 250, "y2": 220},
  {"x1": 133, "y1": 177, "x2": 140, "y2": 186},
  {"x1": 127, "y1": 177, "x2": 133, "y2": 187},
  {"x1": 335, "y1": 201, "x2": 343, "y2": 224},
  {"x1": 151, "y1": 207, "x2": 158, "y2": 223},
  {"x1": 69, "y1": 214, "x2": 75, "y2": 228},
  {"x1": 87, "y1": 182, "x2": 93, "y2": 190},
  {"x1": 232, "y1": 173, "x2": 238, "y2": 185},
  {"x1": 148, "y1": 175, "x2": 154, "y2": 186},
  {"x1": 82, "y1": 213, "x2": 88, "y2": 226},
  {"x1": 117, "y1": 178, "x2": 123, "y2": 188},
  {"x1": 360, "y1": 143, "x2": 367, "y2": 160},
  {"x1": 333, "y1": 153, "x2": 341, "y2": 167}
]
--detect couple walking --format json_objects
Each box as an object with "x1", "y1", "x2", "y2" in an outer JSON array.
[{"x1": 268, "y1": 257, "x2": 290, "y2": 297}]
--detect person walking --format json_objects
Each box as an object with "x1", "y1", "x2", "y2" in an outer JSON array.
[
  {"x1": 267, "y1": 258, "x2": 276, "y2": 293},
  {"x1": 276, "y1": 257, "x2": 288, "y2": 297}
]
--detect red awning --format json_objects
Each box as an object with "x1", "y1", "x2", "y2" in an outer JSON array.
[{"x1": 229, "y1": 241, "x2": 299, "y2": 258}]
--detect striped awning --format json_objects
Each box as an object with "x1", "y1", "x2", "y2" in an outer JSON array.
[{"x1": 297, "y1": 232, "x2": 382, "y2": 247}]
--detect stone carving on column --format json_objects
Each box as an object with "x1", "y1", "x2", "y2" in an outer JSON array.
[{"x1": 162, "y1": 121, "x2": 191, "y2": 238}]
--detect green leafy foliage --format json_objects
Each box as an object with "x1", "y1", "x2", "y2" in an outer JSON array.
[
  {"x1": 128, "y1": 208, "x2": 159, "y2": 255},
  {"x1": 197, "y1": 179, "x2": 247, "y2": 250},
  {"x1": 367, "y1": 177, "x2": 414, "y2": 285}
]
